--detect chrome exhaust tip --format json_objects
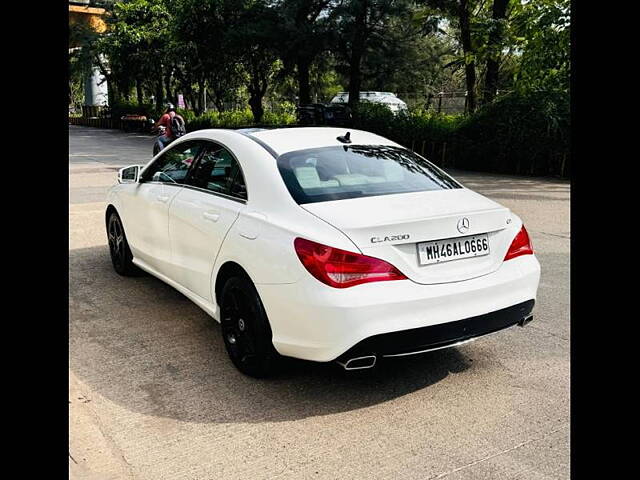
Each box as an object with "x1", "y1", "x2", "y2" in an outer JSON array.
[
  {"x1": 518, "y1": 315, "x2": 534, "y2": 327},
  {"x1": 336, "y1": 355, "x2": 377, "y2": 371}
]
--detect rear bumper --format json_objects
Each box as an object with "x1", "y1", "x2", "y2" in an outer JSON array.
[
  {"x1": 336, "y1": 299, "x2": 534, "y2": 362},
  {"x1": 256, "y1": 254, "x2": 540, "y2": 362}
]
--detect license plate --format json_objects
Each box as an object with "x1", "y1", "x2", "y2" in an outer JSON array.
[{"x1": 417, "y1": 234, "x2": 490, "y2": 266}]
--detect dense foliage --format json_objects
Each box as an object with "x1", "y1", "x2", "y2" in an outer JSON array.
[
  {"x1": 352, "y1": 91, "x2": 569, "y2": 177},
  {"x1": 181, "y1": 107, "x2": 297, "y2": 130},
  {"x1": 453, "y1": 90, "x2": 569, "y2": 175},
  {"x1": 169, "y1": 89, "x2": 569, "y2": 177},
  {"x1": 73, "y1": 0, "x2": 569, "y2": 114},
  {"x1": 70, "y1": 0, "x2": 570, "y2": 176}
]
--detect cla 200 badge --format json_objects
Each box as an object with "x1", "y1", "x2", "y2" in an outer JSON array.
[{"x1": 370, "y1": 234, "x2": 411, "y2": 243}]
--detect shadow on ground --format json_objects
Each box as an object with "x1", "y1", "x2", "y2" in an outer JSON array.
[{"x1": 70, "y1": 246, "x2": 472, "y2": 424}]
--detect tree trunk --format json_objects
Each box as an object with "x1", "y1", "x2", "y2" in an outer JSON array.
[
  {"x1": 482, "y1": 0, "x2": 510, "y2": 105},
  {"x1": 248, "y1": 90, "x2": 264, "y2": 123},
  {"x1": 164, "y1": 71, "x2": 173, "y2": 105},
  {"x1": 136, "y1": 79, "x2": 144, "y2": 106},
  {"x1": 121, "y1": 80, "x2": 131, "y2": 102},
  {"x1": 107, "y1": 79, "x2": 118, "y2": 107},
  {"x1": 114, "y1": 75, "x2": 128, "y2": 106},
  {"x1": 213, "y1": 89, "x2": 226, "y2": 112},
  {"x1": 425, "y1": 92, "x2": 434, "y2": 110},
  {"x1": 348, "y1": 49, "x2": 363, "y2": 111},
  {"x1": 458, "y1": 0, "x2": 476, "y2": 113},
  {"x1": 198, "y1": 80, "x2": 207, "y2": 113},
  {"x1": 247, "y1": 58, "x2": 269, "y2": 123},
  {"x1": 348, "y1": 0, "x2": 368, "y2": 113},
  {"x1": 155, "y1": 79, "x2": 164, "y2": 111},
  {"x1": 297, "y1": 58, "x2": 312, "y2": 106},
  {"x1": 186, "y1": 86, "x2": 195, "y2": 112}
]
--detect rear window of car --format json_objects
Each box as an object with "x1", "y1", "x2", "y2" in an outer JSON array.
[{"x1": 276, "y1": 145, "x2": 462, "y2": 204}]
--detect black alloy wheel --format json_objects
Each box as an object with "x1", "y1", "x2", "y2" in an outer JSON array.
[
  {"x1": 107, "y1": 211, "x2": 138, "y2": 276},
  {"x1": 220, "y1": 276, "x2": 281, "y2": 378}
]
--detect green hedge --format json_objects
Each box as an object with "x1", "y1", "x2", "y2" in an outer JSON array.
[
  {"x1": 452, "y1": 90, "x2": 569, "y2": 176},
  {"x1": 353, "y1": 103, "x2": 464, "y2": 149},
  {"x1": 352, "y1": 91, "x2": 569, "y2": 177},
  {"x1": 181, "y1": 108, "x2": 296, "y2": 132},
  {"x1": 105, "y1": 91, "x2": 568, "y2": 177},
  {"x1": 107, "y1": 103, "x2": 296, "y2": 131}
]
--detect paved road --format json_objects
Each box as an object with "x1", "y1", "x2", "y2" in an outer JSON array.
[{"x1": 69, "y1": 126, "x2": 570, "y2": 480}]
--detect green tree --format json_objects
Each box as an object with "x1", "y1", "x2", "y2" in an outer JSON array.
[
  {"x1": 97, "y1": 0, "x2": 172, "y2": 109},
  {"x1": 334, "y1": 0, "x2": 414, "y2": 111},
  {"x1": 481, "y1": 0, "x2": 511, "y2": 105},
  {"x1": 230, "y1": 1, "x2": 282, "y2": 122},
  {"x1": 359, "y1": 7, "x2": 456, "y2": 97},
  {"x1": 511, "y1": 0, "x2": 569, "y2": 93},
  {"x1": 423, "y1": 0, "x2": 482, "y2": 112},
  {"x1": 70, "y1": 17, "x2": 119, "y2": 106},
  {"x1": 69, "y1": 53, "x2": 87, "y2": 110},
  {"x1": 69, "y1": 20, "x2": 96, "y2": 109},
  {"x1": 273, "y1": 0, "x2": 336, "y2": 105},
  {"x1": 170, "y1": 0, "x2": 248, "y2": 113}
]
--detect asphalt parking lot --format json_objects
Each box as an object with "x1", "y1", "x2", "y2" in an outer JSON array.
[{"x1": 69, "y1": 125, "x2": 570, "y2": 480}]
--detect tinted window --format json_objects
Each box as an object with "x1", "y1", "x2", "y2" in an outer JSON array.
[
  {"x1": 140, "y1": 141, "x2": 200, "y2": 184},
  {"x1": 187, "y1": 143, "x2": 247, "y2": 200},
  {"x1": 277, "y1": 145, "x2": 462, "y2": 204},
  {"x1": 229, "y1": 161, "x2": 247, "y2": 200}
]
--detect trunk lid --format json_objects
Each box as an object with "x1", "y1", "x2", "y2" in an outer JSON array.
[{"x1": 301, "y1": 188, "x2": 514, "y2": 284}]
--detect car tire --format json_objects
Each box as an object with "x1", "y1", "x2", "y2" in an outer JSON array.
[
  {"x1": 107, "y1": 211, "x2": 139, "y2": 276},
  {"x1": 220, "y1": 275, "x2": 281, "y2": 378}
]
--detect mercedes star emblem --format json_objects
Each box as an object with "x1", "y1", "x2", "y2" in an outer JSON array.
[{"x1": 457, "y1": 217, "x2": 470, "y2": 234}]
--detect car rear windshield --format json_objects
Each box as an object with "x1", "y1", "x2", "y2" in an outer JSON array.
[{"x1": 276, "y1": 145, "x2": 462, "y2": 204}]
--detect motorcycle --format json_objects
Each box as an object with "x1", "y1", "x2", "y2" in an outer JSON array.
[{"x1": 149, "y1": 120, "x2": 169, "y2": 156}]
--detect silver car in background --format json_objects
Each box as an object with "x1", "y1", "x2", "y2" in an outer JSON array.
[{"x1": 330, "y1": 91, "x2": 408, "y2": 114}]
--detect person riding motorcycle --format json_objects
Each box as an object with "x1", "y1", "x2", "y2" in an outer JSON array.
[{"x1": 153, "y1": 103, "x2": 185, "y2": 154}]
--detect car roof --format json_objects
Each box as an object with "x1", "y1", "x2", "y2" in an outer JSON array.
[{"x1": 243, "y1": 127, "x2": 400, "y2": 156}]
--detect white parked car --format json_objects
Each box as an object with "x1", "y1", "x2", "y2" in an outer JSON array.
[
  {"x1": 106, "y1": 127, "x2": 540, "y2": 377},
  {"x1": 330, "y1": 91, "x2": 408, "y2": 113}
]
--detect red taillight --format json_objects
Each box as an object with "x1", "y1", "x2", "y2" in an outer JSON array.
[
  {"x1": 294, "y1": 237, "x2": 407, "y2": 288},
  {"x1": 504, "y1": 225, "x2": 534, "y2": 261}
]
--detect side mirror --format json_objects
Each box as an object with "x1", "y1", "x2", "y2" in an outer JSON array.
[{"x1": 118, "y1": 165, "x2": 144, "y2": 184}]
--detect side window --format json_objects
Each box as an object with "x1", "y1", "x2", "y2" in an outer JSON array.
[
  {"x1": 140, "y1": 141, "x2": 200, "y2": 184},
  {"x1": 188, "y1": 143, "x2": 247, "y2": 200},
  {"x1": 230, "y1": 167, "x2": 247, "y2": 200}
]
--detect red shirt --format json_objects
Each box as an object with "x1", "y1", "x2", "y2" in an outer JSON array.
[{"x1": 158, "y1": 112, "x2": 184, "y2": 139}]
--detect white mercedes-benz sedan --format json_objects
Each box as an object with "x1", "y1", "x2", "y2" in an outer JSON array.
[{"x1": 106, "y1": 127, "x2": 540, "y2": 377}]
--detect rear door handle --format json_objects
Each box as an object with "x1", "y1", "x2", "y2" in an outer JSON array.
[
  {"x1": 157, "y1": 195, "x2": 170, "y2": 203},
  {"x1": 203, "y1": 211, "x2": 220, "y2": 222}
]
